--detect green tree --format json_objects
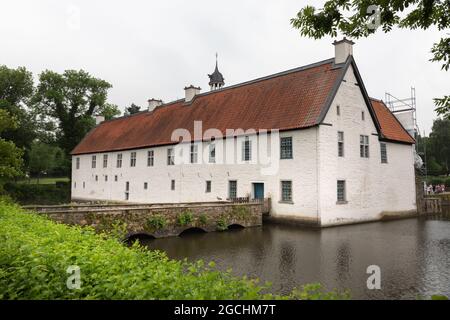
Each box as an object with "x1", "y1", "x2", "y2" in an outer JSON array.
[
  {"x1": 0, "y1": 109, "x2": 24, "y2": 180},
  {"x1": 0, "y1": 65, "x2": 36, "y2": 151},
  {"x1": 33, "y1": 70, "x2": 112, "y2": 157},
  {"x1": 100, "y1": 103, "x2": 121, "y2": 120},
  {"x1": 291, "y1": 0, "x2": 450, "y2": 118},
  {"x1": 428, "y1": 118, "x2": 450, "y2": 175},
  {"x1": 28, "y1": 141, "x2": 61, "y2": 183},
  {"x1": 124, "y1": 103, "x2": 141, "y2": 115}
]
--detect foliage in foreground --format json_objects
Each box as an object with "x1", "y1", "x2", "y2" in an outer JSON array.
[{"x1": 0, "y1": 199, "x2": 348, "y2": 300}]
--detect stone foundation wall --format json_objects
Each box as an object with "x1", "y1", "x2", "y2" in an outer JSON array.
[{"x1": 37, "y1": 203, "x2": 262, "y2": 238}]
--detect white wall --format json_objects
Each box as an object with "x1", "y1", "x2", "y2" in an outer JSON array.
[
  {"x1": 318, "y1": 65, "x2": 416, "y2": 226},
  {"x1": 72, "y1": 128, "x2": 319, "y2": 219}
]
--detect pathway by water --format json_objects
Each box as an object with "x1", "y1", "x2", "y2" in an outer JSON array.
[{"x1": 140, "y1": 211, "x2": 450, "y2": 299}]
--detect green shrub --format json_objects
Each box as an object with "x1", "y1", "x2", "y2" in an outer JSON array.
[
  {"x1": 146, "y1": 215, "x2": 167, "y2": 231},
  {"x1": 216, "y1": 217, "x2": 228, "y2": 231},
  {"x1": 199, "y1": 214, "x2": 208, "y2": 225},
  {"x1": 3, "y1": 182, "x2": 70, "y2": 205},
  {"x1": 177, "y1": 211, "x2": 193, "y2": 226},
  {"x1": 0, "y1": 201, "x2": 275, "y2": 299}
]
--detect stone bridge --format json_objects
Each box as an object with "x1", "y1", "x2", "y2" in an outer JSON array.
[{"x1": 25, "y1": 202, "x2": 264, "y2": 239}]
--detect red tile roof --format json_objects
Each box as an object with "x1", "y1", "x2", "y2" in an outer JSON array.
[
  {"x1": 71, "y1": 58, "x2": 414, "y2": 155},
  {"x1": 72, "y1": 59, "x2": 342, "y2": 154},
  {"x1": 370, "y1": 98, "x2": 415, "y2": 144}
]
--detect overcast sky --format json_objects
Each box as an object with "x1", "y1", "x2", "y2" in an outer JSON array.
[{"x1": 1, "y1": 0, "x2": 448, "y2": 134}]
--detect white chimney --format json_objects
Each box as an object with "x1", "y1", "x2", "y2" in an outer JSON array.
[
  {"x1": 147, "y1": 98, "x2": 163, "y2": 111},
  {"x1": 184, "y1": 85, "x2": 201, "y2": 103},
  {"x1": 333, "y1": 38, "x2": 354, "y2": 64},
  {"x1": 95, "y1": 115, "x2": 105, "y2": 125}
]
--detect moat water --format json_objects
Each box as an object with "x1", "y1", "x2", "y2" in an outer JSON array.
[{"x1": 140, "y1": 209, "x2": 450, "y2": 300}]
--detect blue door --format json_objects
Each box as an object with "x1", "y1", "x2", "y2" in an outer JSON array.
[{"x1": 253, "y1": 183, "x2": 264, "y2": 200}]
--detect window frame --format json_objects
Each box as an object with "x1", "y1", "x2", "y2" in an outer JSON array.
[
  {"x1": 337, "y1": 180, "x2": 347, "y2": 204},
  {"x1": 91, "y1": 155, "x2": 97, "y2": 169},
  {"x1": 205, "y1": 180, "x2": 211, "y2": 193},
  {"x1": 147, "y1": 150, "x2": 154, "y2": 167},
  {"x1": 130, "y1": 152, "x2": 137, "y2": 167},
  {"x1": 242, "y1": 136, "x2": 251, "y2": 161},
  {"x1": 190, "y1": 144, "x2": 198, "y2": 164},
  {"x1": 116, "y1": 153, "x2": 122, "y2": 168},
  {"x1": 76, "y1": 157, "x2": 80, "y2": 169},
  {"x1": 338, "y1": 131, "x2": 344, "y2": 157},
  {"x1": 380, "y1": 142, "x2": 388, "y2": 163},
  {"x1": 103, "y1": 154, "x2": 108, "y2": 168},
  {"x1": 228, "y1": 180, "x2": 237, "y2": 200},
  {"x1": 280, "y1": 180, "x2": 293, "y2": 203},
  {"x1": 209, "y1": 143, "x2": 216, "y2": 163},
  {"x1": 167, "y1": 148, "x2": 175, "y2": 166},
  {"x1": 280, "y1": 136, "x2": 293, "y2": 160},
  {"x1": 360, "y1": 135, "x2": 369, "y2": 158}
]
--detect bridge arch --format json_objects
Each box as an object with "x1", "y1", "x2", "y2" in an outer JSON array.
[
  {"x1": 125, "y1": 232, "x2": 156, "y2": 243},
  {"x1": 227, "y1": 223, "x2": 245, "y2": 230},
  {"x1": 178, "y1": 227, "x2": 207, "y2": 236}
]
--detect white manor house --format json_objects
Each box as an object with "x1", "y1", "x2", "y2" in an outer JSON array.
[{"x1": 71, "y1": 39, "x2": 417, "y2": 227}]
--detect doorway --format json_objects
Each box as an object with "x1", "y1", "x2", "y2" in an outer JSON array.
[{"x1": 252, "y1": 183, "x2": 264, "y2": 200}]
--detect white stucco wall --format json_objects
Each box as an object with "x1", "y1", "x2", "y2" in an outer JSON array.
[
  {"x1": 318, "y1": 65, "x2": 416, "y2": 226},
  {"x1": 72, "y1": 128, "x2": 319, "y2": 219}
]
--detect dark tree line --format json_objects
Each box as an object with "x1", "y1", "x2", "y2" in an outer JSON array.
[{"x1": 0, "y1": 65, "x2": 126, "y2": 182}]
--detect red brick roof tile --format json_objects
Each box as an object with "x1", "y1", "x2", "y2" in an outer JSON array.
[
  {"x1": 72, "y1": 59, "x2": 342, "y2": 154},
  {"x1": 370, "y1": 98, "x2": 415, "y2": 144}
]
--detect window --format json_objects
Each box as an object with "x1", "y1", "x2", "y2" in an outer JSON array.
[
  {"x1": 147, "y1": 150, "x2": 154, "y2": 167},
  {"x1": 209, "y1": 143, "x2": 216, "y2": 163},
  {"x1": 280, "y1": 137, "x2": 293, "y2": 159},
  {"x1": 361, "y1": 111, "x2": 365, "y2": 121},
  {"x1": 171, "y1": 179, "x2": 175, "y2": 190},
  {"x1": 360, "y1": 135, "x2": 369, "y2": 158},
  {"x1": 75, "y1": 157, "x2": 80, "y2": 169},
  {"x1": 337, "y1": 105, "x2": 340, "y2": 116},
  {"x1": 125, "y1": 181, "x2": 130, "y2": 200},
  {"x1": 92, "y1": 155, "x2": 96, "y2": 168},
  {"x1": 167, "y1": 148, "x2": 174, "y2": 165},
  {"x1": 242, "y1": 137, "x2": 251, "y2": 161},
  {"x1": 228, "y1": 180, "x2": 237, "y2": 199},
  {"x1": 114, "y1": 175, "x2": 118, "y2": 182},
  {"x1": 74, "y1": 182, "x2": 76, "y2": 189},
  {"x1": 130, "y1": 152, "x2": 137, "y2": 167},
  {"x1": 103, "y1": 154, "x2": 108, "y2": 168},
  {"x1": 144, "y1": 182, "x2": 148, "y2": 190},
  {"x1": 281, "y1": 180, "x2": 292, "y2": 202},
  {"x1": 117, "y1": 153, "x2": 122, "y2": 168},
  {"x1": 206, "y1": 180, "x2": 211, "y2": 193},
  {"x1": 338, "y1": 131, "x2": 344, "y2": 157},
  {"x1": 95, "y1": 175, "x2": 98, "y2": 181},
  {"x1": 380, "y1": 143, "x2": 388, "y2": 163},
  {"x1": 83, "y1": 182, "x2": 85, "y2": 189},
  {"x1": 337, "y1": 180, "x2": 346, "y2": 202},
  {"x1": 190, "y1": 144, "x2": 198, "y2": 164},
  {"x1": 105, "y1": 175, "x2": 108, "y2": 182}
]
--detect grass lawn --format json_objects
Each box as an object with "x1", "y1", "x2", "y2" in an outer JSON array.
[{"x1": 17, "y1": 177, "x2": 69, "y2": 185}]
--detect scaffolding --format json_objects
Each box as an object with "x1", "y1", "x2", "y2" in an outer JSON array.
[{"x1": 385, "y1": 87, "x2": 427, "y2": 178}]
